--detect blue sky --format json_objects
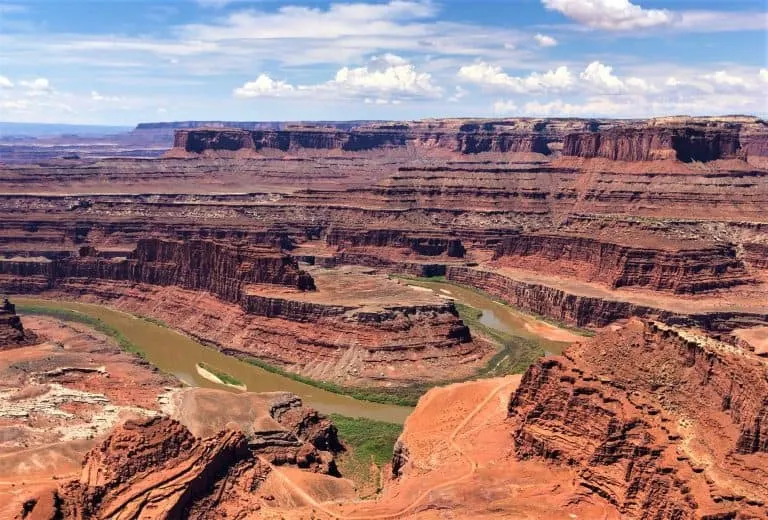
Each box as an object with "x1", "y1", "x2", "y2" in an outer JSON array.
[{"x1": 0, "y1": 0, "x2": 766, "y2": 124}]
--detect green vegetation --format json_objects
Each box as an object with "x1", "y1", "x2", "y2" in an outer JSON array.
[
  {"x1": 331, "y1": 414, "x2": 403, "y2": 496},
  {"x1": 454, "y1": 303, "x2": 545, "y2": 376},
  {"x1": 245, "y1": 357, "x2": 425, "y2": 406},
  {"x1": 197, "y1": 362, "x2": 244, "y2": 387},
  {"x1": 140, "y1": 315, "x2": 170, "y2": 328},
  {"x1": 16, "y1": 303, "x2": 146, "y2": 359}
]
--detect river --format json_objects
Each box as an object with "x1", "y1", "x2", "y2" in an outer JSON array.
[
  {"x1": 401, "y1": 279, "x2": 580, "y2": 354},
  {"x1": 13, "y1": 285, "x2": 579, "y2": 425},
  {"x1": 14, "y1": 297, "x2": 414, "y2": 423}
]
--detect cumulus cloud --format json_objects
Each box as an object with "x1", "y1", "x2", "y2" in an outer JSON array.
[
  {"x1": 705, "y1": 70, "x2": 748, "y2": 88},
  {"x1": 234, "y1": 54, "x2": 441, "y2": 103},
  {"x1": 761, "y1": 69, "x2": 768, "y2": 83},
  {"x1": 19, "y1": 77, "x2": 51, "y2": 92},
  {"x1": 234, "y1": 74, "x2": 295, "y2": 97},
  {"x1": 492, "y1": 100, "x2": 518, "y2": 114},
  {"x1": 580, "y1": 61, "x2": 656, "y2": 93},
  {"x1": 533, "y1": 33, "x2": 557, "y2": 47},
  {"x1": 542, "y1": 0, "x2": 676, "y2": 31},
  {"x1": 459, "y1": 60, "x2": 658, "y2": 95},
  {"x1": 458, "y1": 62, "x2": 574, "y2": 93},
  {"x1": 90, "y1": 91, "x2": 122, "y2": 102},
  {"x1": 0, "y1": 75, "x2": 12, "y2": 88}
]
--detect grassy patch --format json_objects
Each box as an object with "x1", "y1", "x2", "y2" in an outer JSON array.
[
  {"x1": 140, "y1": 315, "x2": 170, "y2": 328},
  {"x1": 331, "y1": 414, "x2": 403, "y2": 496},
  {"x1": 454, "y1": 303, "x2": 546, "y2": 376},
  {"x1": 245, "y1": 357, "x2": 424, "y2": 406},
  {"x1": 197, "y1": 362, "x2": 243, "y2": 387},
  {"x1": 16, "y1": 304, "x2": 146, "y2": 359}
]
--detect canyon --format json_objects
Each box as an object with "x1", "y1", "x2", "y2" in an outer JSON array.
[{"x1": 1, "y1": 115, "x2": 767, "y2": 518}]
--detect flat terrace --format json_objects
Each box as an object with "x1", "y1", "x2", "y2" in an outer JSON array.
[
  {"x1": 245, "y1": 265, "x2": 446, "y2": 311},
  {"x1": 492, "y1": 265, "x2": 768, "y2": 315}
]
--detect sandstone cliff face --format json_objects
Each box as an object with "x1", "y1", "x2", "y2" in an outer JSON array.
[
  {"x1": 0, "y1": 297, "x2": 36, "y2": 348},
  {"x1": 445, "y1": 266, "x2": 768, "y2": 331},
  {"x1": 18, "y1": 393, "x2": 345, "y2": 520},
  {"x1": 327, "y1": 228, "x2": 466, "y2": 257},
  {"x1": 508, "y1": 320, "x2": 768, "y2": 519},
  {"x1": 493, "y1": 234, "x2": 753, "y2": 293},
  {"x1": 0, "y1": 238, "x2": 315, "y2": 302},
  {"x1": 169, "y1": 117, "x2": 768, "y2": 162}
]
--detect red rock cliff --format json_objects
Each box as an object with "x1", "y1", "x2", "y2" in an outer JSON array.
[{"x1": 508, "y1": 320, "x2": 768, "y2": 518}]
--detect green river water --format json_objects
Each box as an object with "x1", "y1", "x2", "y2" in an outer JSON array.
[{"x1": 14, "y1": 285, "x2": 575, "y2": 424}]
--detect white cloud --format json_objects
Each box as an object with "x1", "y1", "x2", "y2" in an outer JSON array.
[
  {"x1": 234, "y1": 74, "x2": 295, "y2": 97},
  {"x1": 458, "y1": 62, "x2": 574, "y2": 93},
  {"x1": 542, "y1": 0, "x2": 675, "y2": 31},
  {"x1": 580, "y1": 61, "x2": 624, "y2": 90},
  {"x1": 580, "y1": 61, "x2": 656, "y2": 93},
  {"x1": 492, "y1": 100, "x2": 518, "y2": 114},
  {"x1": 328, "y1": 54, "x2": 441, "y2": 98},
  {"x1": 234, "y1": 55, "x2": 441, "y2": 102},
  {"x1": 705, "y1": 70, "x2": 748, "y2": 88},
  {"x1": 533, "y1": 33, "x2": 557, "y2": 47},
  {"x1": 0, "y1": 75, "x2": 12, "y2": 88},
  {"x1": 760, "y1": 69, "x2": 768, "y2": 83},
  {"x1": 90, "y1": 91, "x2": 122, "y2": 102},
  {"x1": 19, "y1": 77, "x2": 51, "y2": 92}
]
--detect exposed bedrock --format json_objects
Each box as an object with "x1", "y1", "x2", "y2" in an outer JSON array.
[
  {"x1": 744, "y1": 242, "x2": 768, "y2": 270},
  {"x1": 326, "y1": 228, "x2": 466, "y2": 257},
  {"x1": 445, "y1": 266, "x2": 768, "y2": 331},
  {"x1": 493, "y1": 233, "x2": 753, "y2": 293},
  {"x1": 0, "y1": 297, "x2": 37, "y2": 348},
  {"x1": 0, "y1": 272, "x2": 481, "y2": 386},
  {"x1": 19, "y1": 393, "x2": 344, "y2": 520},
  {"x1": 562, "y1": 126, "x2": 744, "y2": 162},
  {"x1": 508, "y1": 320, "x2": 768, "y2": 518},
  {"x1": 0, "y1": 238, "x2": 315, "y2": 301},
  {"x1": 169, "y1": 117, "x2": 768, "y2": 162}
]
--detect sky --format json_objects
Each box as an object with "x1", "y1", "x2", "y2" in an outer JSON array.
[{"x1": 0, "y1": 0, "x2": 766, "y2": 125}]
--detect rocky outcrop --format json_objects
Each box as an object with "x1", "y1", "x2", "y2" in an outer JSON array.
[
  {"x1": 562, "y1": 117, "x2": 767, "y2": 162},
  {"x1": 327, "y1": 228, "x2": 466, "y2": 257},
  {"x1": 169, "y1": 117, "x2": 768, "y2": 161},
  {"x1": 445, "y1": 266, "x2": 768, "y2": 331},
  {"x1": 508, "y1": 320, "x2": 768, "y2": 519},
  {"x1": 493, "y1": 234, "x2": 753, "y2": 293},
  {"x1": 744, "y1": 242, "x2": 768, "y2": 270},
  {"x1": 0, "y1": 297, "x2": 36, "y2": 348},
  {"x1": 18, "y1": 391, "x2": 346, "y2": 520},
  {"x1": 20, "y1": 417, "x2": 265, "y2": 519},
  {"x1": 0, "y1": 238, "x2": 315, "y2": 302}
]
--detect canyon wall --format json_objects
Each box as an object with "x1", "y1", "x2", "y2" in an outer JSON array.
[
  {"x1": 0, "y1": 238, "x2": 315, "y2": 302},
  {"x1": 0, "y1": 297, "x2": 36, "y2": 348},
  {"x1": 169, "y1": 117, "x2": 768, "y2": 161},
  {"x1": 508, "y1": 320, "x2": 768, "y2": 518},
  {"x1": 492, "y1": 234, "x2": 752, "y2": 293},
  {"x1": 19, "y1": 391, "x2": 345, "y2": 520},
  {"x1": 445, "y1": 266, "x2": 768, "y2": 331}
]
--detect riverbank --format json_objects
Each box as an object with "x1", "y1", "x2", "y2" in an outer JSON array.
[
  {"x1": 394, "y1": 274, "x2": 594, "y2": 341},
  {"x1": 13, "y1": 282, "x2": 578, "y2": 410},
  {"x1": 13, "y1": 296, "x2": 413, "y2": 423}
]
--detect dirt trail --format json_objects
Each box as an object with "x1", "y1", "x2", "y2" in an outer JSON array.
[{"x1": 269, "y1": 377, "x2": 517, "y2": 520}]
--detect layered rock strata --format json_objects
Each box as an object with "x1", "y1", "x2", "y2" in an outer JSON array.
[
  {"x1": 492, "y1": 233, "x2": 753, "y2": 293},
  {"x1": 169, "y1": 117, "x2": 767, "y2": 162},
  {"x1": 508, "y1": 319, "x2": 768, "y2": 518},
  {"x1": 18, "y1": 411, "x2": 342, "y2": 520},
  {"x1": 0, "y1": 297, "x2": 36, "y2": 347}
]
